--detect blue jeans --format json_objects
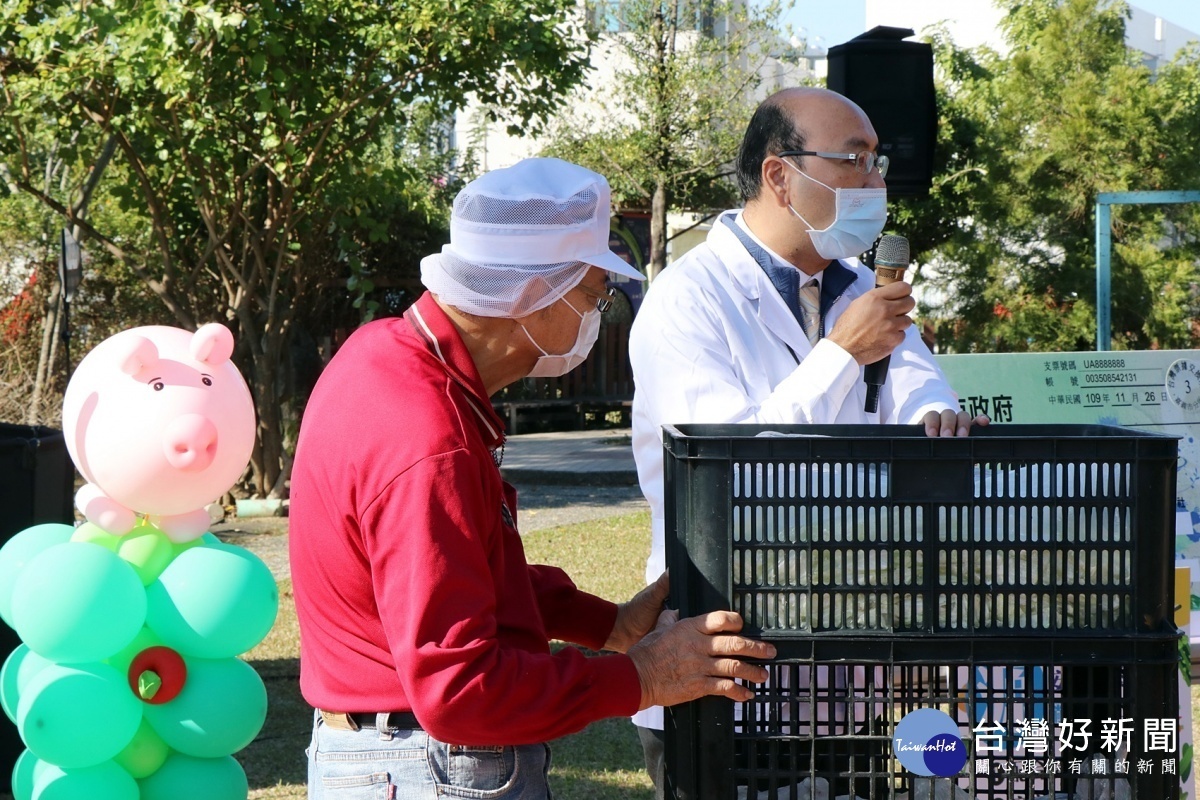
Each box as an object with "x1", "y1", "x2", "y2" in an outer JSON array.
[{"x1": 306, "y1": 710, "x2": 554, "y2": 799}]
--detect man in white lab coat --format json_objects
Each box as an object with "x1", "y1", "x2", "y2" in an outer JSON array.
[{"x1": 628, "y1": 86, "x2": 987, "y2": 795}]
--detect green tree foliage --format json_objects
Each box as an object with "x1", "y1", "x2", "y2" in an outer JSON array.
[
  {"x1": 904, "y1": 0, "x2": 1200, "y2": 353},
  {"x1": 0, "y1": 153, "x2": 168, "y2": 426},
  {"x1": 542, "y1": 0, "x2": 792, "y2": 278},
  {"x1": 320, "y1": 103, "x2": 469, "y2": 329},
  {"x1": 0, "y1": 0, "x2": 588, "y2": 496}
]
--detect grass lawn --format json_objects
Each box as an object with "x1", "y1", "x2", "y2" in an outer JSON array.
[{"x1": 238, "y1": 510, "x2": 655, "y2": 800}]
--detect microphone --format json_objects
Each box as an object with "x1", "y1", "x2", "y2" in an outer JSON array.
[{"x1": 863, "y1": 234, "x2": 910, "y2": 413}]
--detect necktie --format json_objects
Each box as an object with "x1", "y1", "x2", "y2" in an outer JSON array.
[{"x1": 798, "y1": 278, "x2": 820, "y2": 345}]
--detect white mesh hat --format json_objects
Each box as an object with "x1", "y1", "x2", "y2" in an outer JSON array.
[{"x1": 421, "y1": 157, "x2": 645, "y2": 318}]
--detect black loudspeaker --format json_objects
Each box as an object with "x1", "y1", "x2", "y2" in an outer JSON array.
[{"x1": 827, "y1": 26, "x2": 937, "y2": 198}]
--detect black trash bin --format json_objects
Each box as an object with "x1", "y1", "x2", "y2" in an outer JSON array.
[{"x1": 0, "y1": 423, "x2": 76, "y2": 792}]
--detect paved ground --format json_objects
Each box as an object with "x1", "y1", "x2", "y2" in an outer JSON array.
[
  {"x1": 498, "y1": 428, "x2": 639, "y2": 486},
  {"x1": 212, "y1": 429, "x2": 647, "y2": 580}
]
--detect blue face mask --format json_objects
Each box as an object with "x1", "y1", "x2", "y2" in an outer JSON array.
[{"x1": 784, "y1": 161, "x2": 888, "y2": 260}]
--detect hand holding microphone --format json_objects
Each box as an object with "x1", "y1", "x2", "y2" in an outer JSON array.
[
  {"x1": 863, "y1": 234, "x2": 911, "y2": 413},
  {"x1": 824, "y1": 234, "x2": 914, "y2": 412}
]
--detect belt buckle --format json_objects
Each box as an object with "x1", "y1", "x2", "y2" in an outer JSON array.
[{"x1": 320, "y1": 710, "x2": 360, "y2": 731}]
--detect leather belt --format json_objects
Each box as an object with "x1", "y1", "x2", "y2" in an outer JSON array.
[{"x1": 320, "y1": 710, "x2": 422, "y2": 732}]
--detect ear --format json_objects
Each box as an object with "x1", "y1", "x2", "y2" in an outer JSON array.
[
  {"x1": 760, "y1": 155, "x2": 792, "y2": 209},
  {"x1": 191, "y1": 323, "x2": 234, "y2": 365},
  {"x1": 115, "y1": 335, "x2": 159, "y2": 376}
]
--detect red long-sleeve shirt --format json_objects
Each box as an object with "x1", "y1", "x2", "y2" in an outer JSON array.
[{"x1": 289, "y1": 292, "x2": 641, "y2": 746}]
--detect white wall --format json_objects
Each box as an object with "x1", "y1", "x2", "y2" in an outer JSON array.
[
  {"x1": 864, "y1": 0, "x2": 1197, "y2": 62},
  {"x1": 865, "y1": 0, "x2": 1005, "y2": 50},
  {"x1": 1, "y1": 256, "x2": 35, "y2": 304}
]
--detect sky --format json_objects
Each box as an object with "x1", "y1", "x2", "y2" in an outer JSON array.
[{"x1": 782, "y1": 0, "x2": 1200, "y2": 51}]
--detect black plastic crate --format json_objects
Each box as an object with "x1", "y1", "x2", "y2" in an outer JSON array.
[
  {"x1": 661, "y1": 424, "x2": 1181, "y2": 800},
  {"x1": 665, "y1": 634, "x2": 1182, "y2": 800},
  {"x1": 662, "y1": 424, "x2": 1178, "y2": 636}
]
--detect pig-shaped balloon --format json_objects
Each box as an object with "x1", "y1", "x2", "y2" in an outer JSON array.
[{"x1": 62, "y1": 324, "x2": 256, "y2": 542}]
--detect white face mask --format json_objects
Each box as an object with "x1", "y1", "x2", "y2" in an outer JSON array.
[
  {"x1": 784, "y1": 160, "x2": 888, "y2": 260},
  {"x1": 522, "y1": 296, "x2": 602, "y2": 378}
]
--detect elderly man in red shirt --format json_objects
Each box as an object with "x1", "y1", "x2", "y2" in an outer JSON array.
[{"x1": 290, "y1": 157, "x2": 775, "y2": 799}]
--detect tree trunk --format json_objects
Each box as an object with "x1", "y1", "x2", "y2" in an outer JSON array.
[
  {"x1": 649, "y1": 180, "x2": 668, "y2": 280},
  {"x1": 647, "y1": 3, "x2": 673, "y2": 281},
  {"x1": 27, "y1": 283, "x2": 62, "y2": 426},
  {"x1": 239, "y1": 318, "x2": 293, "y2": 500},
  {"x1": 246, "y1": 345, "x2": 278, "y2": 498}
]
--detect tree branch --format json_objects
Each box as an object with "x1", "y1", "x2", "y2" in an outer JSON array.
[
  {"x1": 10, "y1": 175, "x2": 196, "y2": 328},
  {"x1": 70, "y1": 134, "x2": 118, "y2": 219},
  {"x1": 667, "y1": 210, "x2": 721, "y2": 242},
  {"x1": 596, "y1": 145, "x2": 654, "y2": 202}
]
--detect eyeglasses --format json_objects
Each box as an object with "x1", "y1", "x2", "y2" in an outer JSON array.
[
  {"x1": 778, "y1": 150, "x2": 890, "y2": 179},
  {"x1": 576, "y1": 284, "x2": 619, "y2": 313}
]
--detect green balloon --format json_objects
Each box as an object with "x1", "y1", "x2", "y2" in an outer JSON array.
[
  {"x1": 104, "y1": 627, "x2": 163, "y2": 676},
  {"x1": 12, "y1": 749, "x2": 44, "y2": 800},
  {"x1": 169, "y1": 532, "x2": 219, "y2": 559},
  {"x1": 17, "y1": 662, "x2": 142, "y2": 769},
  {"x1": 69, "y1": 522, "x2": 121, "y2": 552},
  {"x1": 115, "y1": 525, "x2": 175, "y2": 586},
  {"x1": 169, "y1": 539, "x2": 199, "y2": 558},
  {"x1": 145, "y1": 543, "x2": 277, "y2": 659},
  {"x1": 0, "y1": 524, "x2": 74, "y2": 627},
  {"x1": 31, "y1": 759, "x2": 138, "y2": 800},
  {"x1": 138, "y1": 753, "x2": 247, "y2": 800},
  {"x1": 111, "y1": 719, "x2": 170, "y2": 779},
  {"x1": 143, "y1": 657, "x2": 265, "y2": 758},
  {"x1": 12, "y1": 542, "x2": 146, "y2": 663},
  {"x1": 1, "y1": 644, "x2": 53, "y2": 723}
]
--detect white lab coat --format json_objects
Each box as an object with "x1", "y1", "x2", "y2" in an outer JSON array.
[{"x1": 628, "y1": 210, "x2": 960, "y2": 729}]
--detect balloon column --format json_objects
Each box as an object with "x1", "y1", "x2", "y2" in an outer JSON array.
[{"x1": 0, "y1": 324, "x2": 278, "y2": 800}]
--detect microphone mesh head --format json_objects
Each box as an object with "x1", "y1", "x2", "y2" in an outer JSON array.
[{"x1": 875, "y1": 234, "x2": 910, "y2": 268}]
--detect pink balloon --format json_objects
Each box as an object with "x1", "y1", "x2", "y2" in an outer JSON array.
[{"x1": 62, "y1": 324, "x2": 255, "y2": 541}]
